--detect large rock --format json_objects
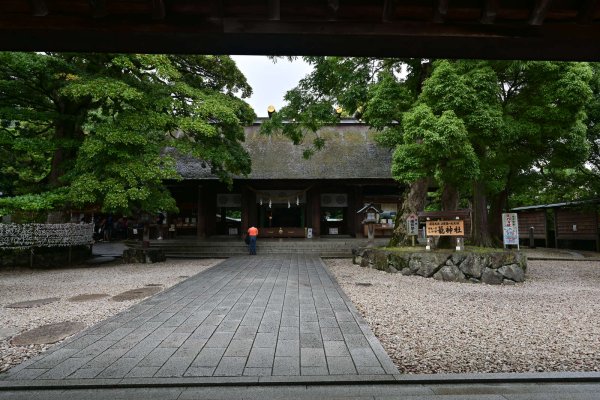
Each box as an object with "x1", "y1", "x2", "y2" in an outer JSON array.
[
  {"x1": 489, "y1": 252, "x2": 521, "y2": 269},
  {"x1": 388, "y1": 252, "x2": 410, "y2": 271},
  {"x1": 123, "y1": 248, "x2": 166, "y2": 263},
  {"x1": 451, "y1": 252, "x2": 467, "y2": 266},
  {"x1": 408, "y1": 253, "x2": 448, "y2": 277},
  {"x1": 481, "y1": 267, "x2": 504, "y2": 285},
  {"x1": 458, "y1": 254, "x2": 487, "y2": 279},
  {"x1": 373, "y1": 251, "x2": 389, "y2": 271},
  {"x1": 498, "y1": 263, "x2": 525, "y2": 282},
  {"x1": 433, "y1": 265, "x2": 467, "y2": 282},
  {"x1": 359, "y1": 249, "x2": 374, "y2": 268}
]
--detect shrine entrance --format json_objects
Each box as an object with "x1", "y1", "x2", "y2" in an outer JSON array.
[
  {"x1": 260, "y1": 205, "x2": 305, "y2": 228},
  {"x1": 255, "y1": 190, "x2": 307, "y2": 238}
]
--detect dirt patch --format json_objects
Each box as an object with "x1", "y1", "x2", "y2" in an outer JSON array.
[
  {"x1": 11, "y1": 321, "x2": 85, "y2": 345},
  {"x1": 5, "y1": 297, "x2": 60, "y2": 309},
  {"x1": 68, "y1": 294, "x2": 110, "y2": 302},
  {"x1": 111, "y1": 287, "x2": 162, "y2": 302}
]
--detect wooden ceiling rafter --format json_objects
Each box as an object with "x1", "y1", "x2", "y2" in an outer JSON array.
[
  {"x1": 151, "y1": 0, "x2": 166, "y2": 20},
  {"x1": 529, "y1": 0, "x2": 553, "y2": 26},
  {"x1": 268, "y1": 0, "x2": 280, "y2": 21},
  {"x1": 210, "y1": 0, "x2": 223, "y2": 20},
  {"x1": 433, "y1": 0, "x2": 449, "y2": 23},
  {"x1": 382, "y1": 0, "x2": 396, "y2": 22},
  {"x1": 3, "y1": 0, "x2": 600, "y2": 61},
  {"x1": 578, "y1": 0, "x2": 599, "y2": 24},
  {"x1": 480, "y1": 0, "x2": 500, "y2": 24},
  {"x1": 327, "y1": 0, "x2": 340, "y2": 20},
  {"x1": 29, "y1": 0, "x2": 48, "y2": 17},
  {"x1": 89, "y1": 0, "x2": 108, "y2": 18}
]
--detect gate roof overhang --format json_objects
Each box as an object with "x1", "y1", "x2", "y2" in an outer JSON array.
[{"x1": 1, "y1": 1, "x2": 600, "y2": 61}]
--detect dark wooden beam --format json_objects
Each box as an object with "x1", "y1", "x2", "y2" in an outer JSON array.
[
  {"x1": 29, "y1": 0, "x2": 48, "y2": 17},
  {"x1": 210, "y1": 0, "x2": 223, "y2": 20},
  {"x1": 268, "y1": 0, "x2": 280, "y2": 21},
  {"x1": 328, "y1": 0, "x2": 339, "y2": 20},
  {"x1": 151, "y1": 0, "x2": 166, "y2": 20},
  {"x1": 529, "y1": 0, "x2": 552, "y2": 26},
  {"x1": 578, "y1": 0, "x2": 599, "y2": 24},
  {"x1": 480, "y1": 0, "x2": 500, "y2": 24},
  {"x1": 433, "y1": 0, "x2": 448, "y2": 23},
  {"x1": 89, "y1": 0, "x2": 108, "y2": 18},
  {"x1": 382, "y1": 0, "x2": 395, "y2": 22}
]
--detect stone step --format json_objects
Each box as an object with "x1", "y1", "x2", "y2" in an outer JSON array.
[{"x1": 124, "y1": 238, "x2": 387, "y2": 260}]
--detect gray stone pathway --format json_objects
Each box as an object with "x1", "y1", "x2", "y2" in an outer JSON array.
[{"x1": 0, "y1": 254, "x2": 397, "y2": 385}]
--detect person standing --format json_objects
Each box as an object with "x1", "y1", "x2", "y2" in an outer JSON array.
[{"x1": 247, "y1": 225, "x2": 259, "y2": 255}]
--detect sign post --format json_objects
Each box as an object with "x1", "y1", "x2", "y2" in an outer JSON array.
[
  {"x1": 406, "y1": 213, "x2": 418, "y2": 247},
  {"x1": 502, "y1": 213, "x2": 519, "y2": 249}
]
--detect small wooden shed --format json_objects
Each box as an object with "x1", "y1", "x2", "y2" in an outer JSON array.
[{"x1": 512, "y1": 200, "x2": 600, "y2": 251}]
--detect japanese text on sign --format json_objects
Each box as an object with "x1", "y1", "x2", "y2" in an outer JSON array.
[
  {"x1": 425, "y1": 220, "x2": 464, "y2": 236},
  {"x1": 406, "y1": 214, "x2": 418, "y2": 236},
  {"x1": 502, "y1": 213, "x2": 519, "y2": 246}
]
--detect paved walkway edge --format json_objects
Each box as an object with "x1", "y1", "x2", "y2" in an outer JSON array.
[
  {"x1": 1, "y1": 371, "x2": 600, "y2": 391},
  {"x1": 527, "y1": 257, "x2": 600, "y2": 261}
]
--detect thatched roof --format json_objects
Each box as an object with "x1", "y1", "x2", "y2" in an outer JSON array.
[{"x1": 176, "y1": 120, "x2": 394, "y2": 181}]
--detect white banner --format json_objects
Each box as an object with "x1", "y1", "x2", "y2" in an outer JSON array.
[{"x1": 502, "y1": 213, "x2": 519, "y2": 246}]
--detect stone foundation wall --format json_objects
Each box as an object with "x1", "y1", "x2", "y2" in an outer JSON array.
[
  {"x1": 353, "y1": 248, "x2": 527, "y2": 285},
  {"x1": 0, "y1": 245, "x2": 92, "y2": 268}
]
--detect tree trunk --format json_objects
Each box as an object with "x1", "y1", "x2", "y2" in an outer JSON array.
[
  {"x1": 389, "y1": 178, "x2": 428, "y2": 247},
  {"x1": 488, "y1": 189, "x2": 508, "y2": 245},
  {"x1": 48, "y1": 124, "x2": 65, "y2": 187},
  {"x1": 471, "y1": 180, "x2": 495, "y2": 247},
  {"x1": 437, "y1": 184, "x2": 459, "y2": 249}
]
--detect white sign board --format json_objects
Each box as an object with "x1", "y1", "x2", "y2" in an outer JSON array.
[
  {"x1": 406, "y1": 214, "x2": 419, "y2": 236},
  {"x1": 502, "y1": 213, "x2": 519, "y2": 247}
]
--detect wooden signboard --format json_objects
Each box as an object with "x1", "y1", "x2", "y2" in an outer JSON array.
[{"x1": 425, "y1": 220, "x2": 464, "y2": 236}]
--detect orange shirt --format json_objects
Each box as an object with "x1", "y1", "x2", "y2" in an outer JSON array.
[{"x1": 248, "y1": 227, "x2": 258, "y2": 236}]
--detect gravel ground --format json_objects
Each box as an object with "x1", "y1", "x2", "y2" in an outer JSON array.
[
  {"x1": 325, "y1": 258, "x2": 600, "y2": 374},
  {"x1": 2, "y1": 255, "x2": 599, "y2": 376},
  {"x1": 0, "y1": 258, "x2": 221, "y2": 373}
]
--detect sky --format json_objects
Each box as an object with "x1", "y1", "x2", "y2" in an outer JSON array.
[{"x1": 231, "y1": 56, "x2": 313, "y2": 117}]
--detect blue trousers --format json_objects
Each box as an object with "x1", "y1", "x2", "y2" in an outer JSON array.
[{"x1": 249, "y1": 236, "x2": 257, "y2": 255}]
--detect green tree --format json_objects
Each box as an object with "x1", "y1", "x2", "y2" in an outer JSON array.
[
  {"x1": 260, "y1": 57, "x2": 432, "y2": 245},
  {"x1": 0, "y1": 53, "x2": 255, "y2": 217},
  {"x1": 267, "y1": 57, "x2": 592, "y2": 247}
]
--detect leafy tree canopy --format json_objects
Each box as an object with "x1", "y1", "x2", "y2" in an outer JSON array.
[
  {"x1": 0, "y1": 53, "x2": 255, "y2": 216},
  {"x1": 265, "y1": 57, "x2": 593, "y2": 246}
]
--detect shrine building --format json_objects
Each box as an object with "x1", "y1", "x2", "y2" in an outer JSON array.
[{"x1": 167, "y1": 118, "x2": 402, "y2": 238}]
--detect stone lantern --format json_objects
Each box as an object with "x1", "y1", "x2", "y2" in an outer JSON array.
[{"x1": 357, "y1": 203, "x2": 382, "y2": 245}]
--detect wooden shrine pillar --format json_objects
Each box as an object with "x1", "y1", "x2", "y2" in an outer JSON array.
[
  {"x1": 347, "y1": 186, "x2": 357, "y2": 237},
  {"x1": 310, "y1": 186, "x2": 321, "y2": 237},
  {"x1": 354, "y1": 186, "x2": 364, "y2": 237},
  {"x1": 196, "y1": 185, "x2": 206, "y2": 238},
  {"x1": 205, "y1": 186, "x2": 217, "y2": 237},
  {"x1": 241, "y1": 186, "x2": 250, "y2": 234}
]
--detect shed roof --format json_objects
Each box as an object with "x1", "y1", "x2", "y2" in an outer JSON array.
[
  {"x1": 511, "y1": 199, "x2": 600, "y2": 211},
  {"x1": 175, "y1": 120, "x2": 394, "y2": 181}
]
